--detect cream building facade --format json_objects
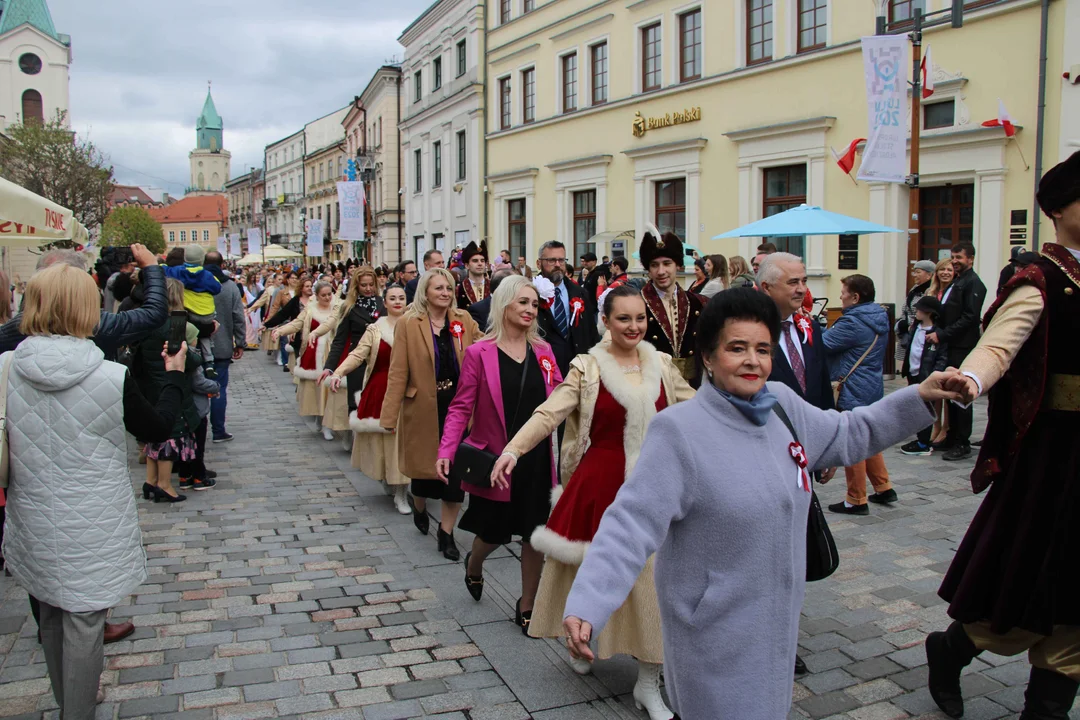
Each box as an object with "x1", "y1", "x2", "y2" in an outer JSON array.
[
  {"x1": 483, "y1": 0, "x2": 1071, "y2": 307},
  {"x1": 303, "y1": 138, "x2": 347, "y2": 261},
  {"x1": 357, "y1": 66, "x2": 405, "y2": 267},
  {"x1": 399, "y1": 0, "x2": 486, "y2": 261},
  {"x1": 264, "y1": 129, "x2": 305, "y2": 250}
]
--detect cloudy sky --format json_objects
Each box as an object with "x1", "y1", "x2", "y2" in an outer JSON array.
[{"x1": 49, "y1": 0, "x2": 433, "y2": 197}]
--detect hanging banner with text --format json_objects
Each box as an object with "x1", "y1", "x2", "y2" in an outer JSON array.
[
  {"x1": 217, "y1": 236, "x2": 227, "y2": 256},
  {"x1": 857, "y1": 35, "x2": 909, "y2": 185},
  {"x1": 305, "y1": 219, "x2": 324, "y2": 257},
  {"x1": 246, "y1": 228, "x2": 263, "y2": 254},
  {"x1": 336, "y1": 181, "x2": 365, "y2": 241},
  {"x1": 229, "y1": 233, "x2": 242, "y2": 258}
]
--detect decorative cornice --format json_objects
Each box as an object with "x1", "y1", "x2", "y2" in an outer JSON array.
[
  {"x1": 492, "y1": 43, "x2": 541, "y2": 67},
  {"x1": 545, "y1": 154, "x2": 613, "y2": 172},
  {"x1": 549, "y1": 13, "x2": 613, "y2": 42},
  {"x1": 622, "y1": 137, "x2": 707, "y2": 159},
  {"x1": 723, "y1": 116, "x2": 836, "y2": 143},
  {"x1": 487, "y1": 167, "x2": 540, "y2": 182}
]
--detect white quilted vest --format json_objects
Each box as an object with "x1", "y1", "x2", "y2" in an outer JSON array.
[{"x1": 2, "y1": 335, "x2": 147, "y2": 612}]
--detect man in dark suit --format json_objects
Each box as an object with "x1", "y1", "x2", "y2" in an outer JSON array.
[
  {"x1": 534, "y1": 240, "x2": 600, "y2": 375},
  {"x1": 405, "y1": 250, "x2": 443, "y2": 303},
  {"x1": 467, "y1": 267, "x2": 513, "y2": 331},
  {"x1": 926, "y1": 241, "x2": 986, "y2": 461},
  {"x1": 758, "y1": 251, "x2": 837, "y2": 679}
]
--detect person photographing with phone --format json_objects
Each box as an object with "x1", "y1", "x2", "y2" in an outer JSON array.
[{"x1": 1, "y1": 263, "x2": 190, "y2": 719}]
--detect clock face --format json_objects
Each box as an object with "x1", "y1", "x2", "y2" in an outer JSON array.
[{"x1": 19, "y1": 53, "x2": 42, "y2": 75}]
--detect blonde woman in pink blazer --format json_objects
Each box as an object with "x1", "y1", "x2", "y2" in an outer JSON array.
[{"x1": 436, "y1": 275, "x2": 563, "y2": 633}]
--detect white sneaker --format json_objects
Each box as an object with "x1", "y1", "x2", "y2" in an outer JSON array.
[
  {"x1": 568, "y1": 656, "x2": 593, "y2": 675},
  {"x1": 393, "y1": 486, "x2": 412, "y2": 515},
  {"x1": 276, "y1": 356, "x2": 284, "y2": 366},
  {"x1": 633, "y1": 661, "x2": 673, "y2": 720},
  {"x1": 321, "y1": 427, "x2": 334, "y2": 441}
]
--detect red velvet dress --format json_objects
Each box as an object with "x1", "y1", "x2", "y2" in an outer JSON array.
[
  {"x1": 355, "y1": 340, "x2": 392, "y2": 422},
  {"x1": 298, "y1": 317, "x2": 321, "y2": 372},
  {"x1": 546, "y1": 382, "x2": 668, "y2": 543}
]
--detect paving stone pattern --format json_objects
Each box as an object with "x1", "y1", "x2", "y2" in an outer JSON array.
[{"x1": 0, "y1": 357, "x2": 1074, "y2": 719}]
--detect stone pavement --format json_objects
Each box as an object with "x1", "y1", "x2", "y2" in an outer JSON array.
[{"x1": 0, "y1": 354, "x2": 1074, "y2": 719}]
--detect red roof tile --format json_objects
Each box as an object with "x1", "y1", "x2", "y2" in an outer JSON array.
[{"x1": 148, "y1": 194, "x2": 228, "y2": 225}]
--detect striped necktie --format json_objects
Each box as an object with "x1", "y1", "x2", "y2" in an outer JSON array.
[{"x1": 552, "y1": 285, "x2": 569, "y2": 337}]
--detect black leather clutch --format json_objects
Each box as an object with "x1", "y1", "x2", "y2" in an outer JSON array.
[{"x1": 449, "y1": 440, "x2": 498, "y2": 488}]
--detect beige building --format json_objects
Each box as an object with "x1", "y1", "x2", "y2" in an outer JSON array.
[
  {"x1": 224, "y1": 169, "x2": 263, "y2": 240},
  {"x1": 149, "y1": 195, "x2": 228, "y2": 252},
  {"x1": 483, "y1": 0, "x2": 1071, "y2": 308},
  {"x1": 303, "y1": 140, "x2": 347, "y2": 261},
  {"x1": 352, "y1": 65, "x2": 405, "y2": 268}
]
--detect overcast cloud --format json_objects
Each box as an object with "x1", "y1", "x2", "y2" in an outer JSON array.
[{"x1": 49, "y1": 0, "x2": 432, "y2": 197}]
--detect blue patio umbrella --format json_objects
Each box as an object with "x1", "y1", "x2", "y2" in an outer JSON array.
[{"x1": 712, "y1": 204, "x2": 903, "y2": 238}]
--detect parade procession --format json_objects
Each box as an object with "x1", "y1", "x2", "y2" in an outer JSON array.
[{"x1": 0, "y1": 0, "x2": 1079, "y2": 717}]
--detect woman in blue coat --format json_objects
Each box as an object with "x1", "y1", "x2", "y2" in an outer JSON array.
[{"x1": 822, "y1": 274, "x2": 895, "y2": 515}]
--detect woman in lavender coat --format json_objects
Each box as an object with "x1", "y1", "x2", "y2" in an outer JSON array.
[{"x1": 562, "y1": 288, "x2": 964, "y2": 719}]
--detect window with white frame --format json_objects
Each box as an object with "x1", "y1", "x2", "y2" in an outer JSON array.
[
  {"x1": 797, "y1": 0, "x2": 827, "y2": 53},
  {"x1": 562, "y1": 53, "x2": 578, "y2": 113},
  {"x1": 679, "y1": 9, "x2": 702, "y2": 82},
  {"x1": 642, "y1": 23, "x2": 662, "y2": 92},
  {"x1": 522, "y1": 67, "x2": 536, "y2": 123},
  {"x1": 591, "y1": 42, "x2": 608, "y2": 105},
  {"x1": 414, "y1": 149, "x2": 422, "y2": 193}
]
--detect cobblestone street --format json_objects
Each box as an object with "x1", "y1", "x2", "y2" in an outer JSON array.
[{"x1": 0, "y1": 354, "x2": 1073, "y2": 719}]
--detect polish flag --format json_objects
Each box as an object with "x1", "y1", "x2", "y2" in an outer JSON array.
[
  {"x1": 921, "y1": 45, "x2": 934, "y2": 99},
  {"x1": 830, "y1": 138, "x2": 866, "y2": 175},
  {"x1": 981, "y1": 99, "x2": 1016, "y2": 137}
]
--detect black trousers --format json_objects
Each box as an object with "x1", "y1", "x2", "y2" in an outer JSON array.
[
  {"x1": 945, "y1": 347, "x2": 974, "y2": 447},
  {"x1": 908, "y1": 376, "x2": 934, "y2": 445},
  {"x1": 176, "y1": 418, "x2": 208, "y2": 481}
]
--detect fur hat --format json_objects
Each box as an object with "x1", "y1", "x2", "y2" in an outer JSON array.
[
  {"x1": 1036, "y1": 150, "x2": 1080, "y2": 217},
  {"x1": 638, "y1": 222, "x2": 684, "y2": 268},
  {"x1": 461, "y1": 240, "x2": 488, "y2": 264},
  {"x1": 184, "y1": 244, "x2": 206, "y2": 265}
]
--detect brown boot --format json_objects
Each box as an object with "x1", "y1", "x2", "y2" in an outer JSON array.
[{"x1": 103, "y1": 621, "x2": 134, "y2": 644}]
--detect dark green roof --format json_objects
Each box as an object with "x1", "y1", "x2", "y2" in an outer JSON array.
[{"x1": 0, "y1": 0, "x2": 59, "y2": 40}]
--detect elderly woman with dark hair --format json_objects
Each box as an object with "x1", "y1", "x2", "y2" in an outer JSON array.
[{"x1": 560, "y1": 288, "x2": 963, "y2": 720}]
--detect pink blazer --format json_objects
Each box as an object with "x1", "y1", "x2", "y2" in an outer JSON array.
[{"x1": 438, "y1": 338, "x2": 563, "y2": 502}]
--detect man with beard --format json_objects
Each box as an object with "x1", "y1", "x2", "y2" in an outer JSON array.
[
  {"x1": 456, "y1": 241, "x2": 490, "y2": 310},
  {"x1": 534, "y1": 240, "x2": 599, "y2": 375},
  {"x1": 639, "y1": 225, "x2": 705, "y2": 386}
]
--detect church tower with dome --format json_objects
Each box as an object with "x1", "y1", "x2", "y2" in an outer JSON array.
[
  {"x1": 188, "y1": 86, "x2": 231, "y2": 195},
  {"x1": 0, "y1": 0, "x2": 72, "y2": 131}
]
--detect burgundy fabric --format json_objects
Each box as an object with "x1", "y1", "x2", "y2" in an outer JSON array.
[
  {"x1": 298, "y1": 317, "x2": 321, "y2": 371},
  {"x1": 355, "y1": 340, "x2": 393, "y2": 421}
]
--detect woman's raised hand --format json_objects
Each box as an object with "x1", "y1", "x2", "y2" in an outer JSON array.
[
  {"x1": 563, "y1": 617, "x2": 595, "y2": 662},
  {"x1": 435, "y1": 458, "x2": 451, "y2": 482},
  {"x1": 490, "y1": 454, "x2": 516, "y2": 490}
]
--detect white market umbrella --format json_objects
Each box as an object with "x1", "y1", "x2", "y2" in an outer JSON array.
[
  {"x1": 236, "y1": 253, "x2": 265, "y2": 266},
  {"x1": 0, "y1": 176, "x2": 89, "y2": 247},
  {"x1": 263, "y1": 244, "x2": 302, "y2": 259}
]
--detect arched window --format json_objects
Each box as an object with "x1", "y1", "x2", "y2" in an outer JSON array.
[
  {"x1": 21, "y1": 89, "x2": 43, "y2": 124},
  {"x1": 198, "y1": 172, "x2": 205, "y2": 189},
  {"x1": 211, "y1": 172, "x2": 220, "y2": 189}
]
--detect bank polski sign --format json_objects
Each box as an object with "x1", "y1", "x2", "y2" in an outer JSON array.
[
  {"x1": 632, "y1": 107, "x2": 702, "y2": 138},
  {"x1": 857, "y1": 35, "x2": 908, "y2": 184}
]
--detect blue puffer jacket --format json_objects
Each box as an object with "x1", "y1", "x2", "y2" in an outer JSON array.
[{"x1": 822, "y1": 302, "x2": 890, "y2": 411}]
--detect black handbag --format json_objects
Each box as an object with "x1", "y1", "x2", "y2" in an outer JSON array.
[
  {"x1": 448, "y1": 347, "x2": 531, "y2": 489},
  {"x1": 771, "y1": 404, "x2": 840, "y2": 582}
]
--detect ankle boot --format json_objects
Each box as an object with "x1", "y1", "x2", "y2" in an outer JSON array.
[
  {"x1": 412, "y1": 499, "x2": 429, "y2": 535},
  {"x1": 633, "y1": 661, "x2": 673, "y2": 720},
  {"x1": 437, "y1": 527, "x2": 460, "y2": 561},
  {"x1": 1020, "y1": 667, "x2": 1079, "y2": 720},
  {"x1": 926, "y1": 621, "x2": 982, "y2": 718}
]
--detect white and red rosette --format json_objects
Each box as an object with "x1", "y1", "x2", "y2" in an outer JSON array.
[
  {"x1": 539, "y1": 356, "x2": 555, "y2": 385},
  {"x1": 569, "y1": 296, "x2": 585, "y2": 326},
  {"x1": 372, "y1": 311, "x2": 380, "y2": 319},
  {"x1": 532, "y1": 277, "x2": 555, "y2": 310},
  {"x1": 449, "y1": 320, "x2": 465, "y2": 351},
  {"x1": 789, "y1": 441, "x2": 811, "y2": 492},
  {"x1": 795, "y1": 314, "x2": 814, "y2": 346}
]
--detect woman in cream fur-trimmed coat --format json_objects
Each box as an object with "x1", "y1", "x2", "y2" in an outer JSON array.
[
  {"x1": 272, "y1": 282, "x2": 340, "y2": 422},
  {"x1": 502, "y1": 340, "x2": 695, "y2": 665}
]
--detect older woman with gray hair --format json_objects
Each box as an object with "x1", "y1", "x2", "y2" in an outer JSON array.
[
  {"x1": 560, "y1": 288, "x2": 965, "y2": 719},
  {"x1": 272, "y1": 280, "x2": 340, "y2": 438}
]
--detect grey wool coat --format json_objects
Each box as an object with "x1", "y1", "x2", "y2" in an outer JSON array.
[{"x1": 563, "y1": 381, "x2": 934, "y2": 719}]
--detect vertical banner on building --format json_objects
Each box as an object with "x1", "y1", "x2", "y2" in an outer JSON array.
[
  {"x1": 217, "y1": 236, "x2": 227, "y2": 256},
  {"x1": 336, "y1": 181, "x2": 365, "y2": 241},
  {"x1": 229, "y1": 233, "x2": 242, "y2": 258},
  {"x1": 306, "y1": 219, "x2": 324, "y2": 257},
  {"x1": 246, "y1": 228, "x2": 263, "y2": 254},
  {"x1": 857, "y1": 35, "x2": 909, "y2": 184}
]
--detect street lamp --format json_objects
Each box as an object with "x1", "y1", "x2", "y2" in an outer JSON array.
[{"x1": 356, "y1": 151, "x2": 376, "y2": 264}]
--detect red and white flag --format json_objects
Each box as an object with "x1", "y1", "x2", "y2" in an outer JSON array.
[
  {"x1": 831, "y1": 138, "x2": 866, "y2": 175},
  {"x1": 920, "y1": 45, "x2": 934, "y2": 99},
  {"x1": 981, "y1": 99, "x2": 1016, "y2": 137}
]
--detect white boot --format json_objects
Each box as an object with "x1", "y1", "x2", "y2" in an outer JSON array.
[
  {"x1": 393, "y1": 485, "x2": 412, "y2": 515},
  {"x1": 633, "y1": 661, "x2": 673, "y2": 720},
  {"x1": 322, "y1": 426, "x2": 334, "y2": 441},
  {"x1": 568, "y1": 656, "x2": 593, "y2": 675}
]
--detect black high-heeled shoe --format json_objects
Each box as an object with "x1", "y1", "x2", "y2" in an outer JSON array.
[
  {"x1": 142, "y1": 483, "x2": 155, "y2": 500},
  {"x1": 515, "y1": 598, "x2": 532, "y2": 637},
  {"x1": 437, "y1": 528, "x2": 460, "y2": 561},
  {"x1": 464, "y1": 552, "x2": 484, "y2": 602},
  {"x1": 152, "y1": 486, "x2": 187, "y2": 503},
  {"x1": 412, "y1": 502, "x2": 429, "y2": 535}
]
